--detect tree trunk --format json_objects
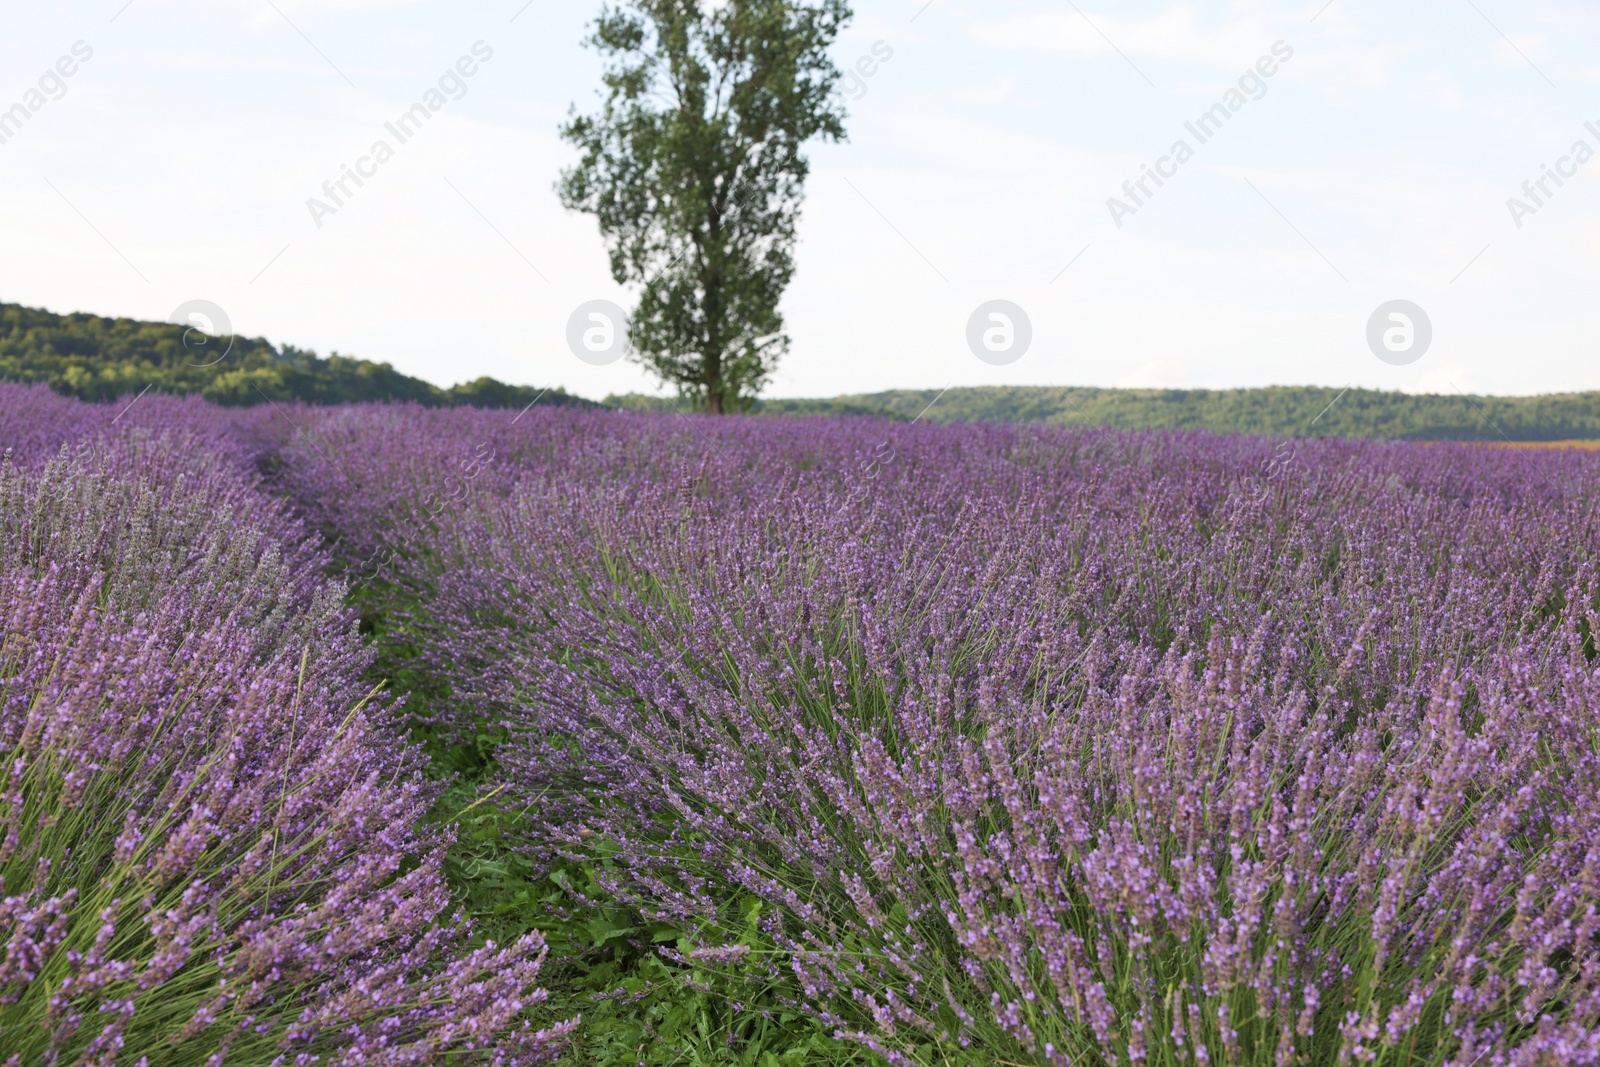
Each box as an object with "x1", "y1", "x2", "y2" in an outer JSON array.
[{"x1": 703, "y1": 269, "x2": 724, "y2": 414}]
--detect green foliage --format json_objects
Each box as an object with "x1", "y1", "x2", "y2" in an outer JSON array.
[
  {"x1": 558, "y1": 0, "x2": 852, "y2": 414},
  {"x1": 0, "y1": 302, "x2": 589, "y2": 410},
  {"x1": 612, "y1": 385, "x2": 1600, "y2": 440},
  {"x1": 604, "y1": 392, "x2": 903, "y2": 419},
  {"x1": 353, "y1": 581, "x2": 865, "y2": 1066},
  {"x1": 442, "y1": 799, "x2": 860, "y2": 1065},
  {"x1": 749, "y1": 396, "x2": 906, "y2": 419},
  {"x1": 845, "y1": 384, "x2": 1600, "y2": 440}
]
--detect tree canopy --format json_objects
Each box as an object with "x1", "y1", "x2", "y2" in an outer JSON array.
[
  {"x1": 0, "y1": 302, "x2": 588, "y2": 409},
  {"x1": 559, "y1": 0, "x2": 851, "y2": 413}
]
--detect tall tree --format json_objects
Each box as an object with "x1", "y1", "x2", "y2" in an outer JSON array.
[{"x1": 559, "y1": 0, "x2": 850, "y2": 413}]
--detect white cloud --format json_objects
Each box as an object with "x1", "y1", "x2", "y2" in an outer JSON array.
[
  {"x1": 951, "y1": 77, "x2": 1016, "y2": 104},
  {"x1": 969, "y1": 5, "x2": 1279, "y2": 67},
  {"x1": 1118, "y1": 359, "x2": 1192, "y2": 388},
  {"x1": 1400, "y1": 363, "x2": 1480, "y2": 396},
  {"x1": 119, "y1": 0, "x2": 431, "y2": 27}
]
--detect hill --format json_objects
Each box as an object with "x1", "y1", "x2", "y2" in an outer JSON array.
[
  {"x1": 0, "y1": 302, "x2": 591, "y2": 409},
  {"x1": 7, "y1": 302, "x2": 1597, "y2": 438},
  {"x1": 828, "y1": 385, "x2": 1600, "y2": 441},
  {"x1": 606, "y1": 386, "x2": 1600, "y2": 441}
]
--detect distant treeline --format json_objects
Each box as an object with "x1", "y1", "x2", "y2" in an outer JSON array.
[
  {"x1": 607, "y1": 386, "x2": 1600, "y2": 441},
  {"x1": 0, "y1": 303, "x2": 590, "y2": 410},
  {"x1": 836, "y1": 386, "x2": 1600, "y2": 441},
  {"x1": 604, "y1": 392, "x2": 900, "y2": 420},
  {"x1": 7, "y1": 303, "x2": 1597, "y2": 439}
]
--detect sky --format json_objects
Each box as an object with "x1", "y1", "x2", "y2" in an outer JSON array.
[{"x1": 2, "y1": 0, "x2": 1598, "y2": 402}]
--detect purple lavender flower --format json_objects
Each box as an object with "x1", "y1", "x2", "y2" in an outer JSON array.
[
  {"x1": 16, "y1": 382, "x2": 1599, "y2": 1063},
  {"x1": 0, "y1": 397, "x2": 572, "y2": 1065}
]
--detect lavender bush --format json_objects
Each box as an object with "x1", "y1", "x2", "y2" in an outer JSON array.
[
  {"x1": 0, "y1": 410, "x2": 573, "y2": 1064},
  {"x1": 284, "y1": 409, "x2": 1600, "y2": 1066},
  {"x1": 14, "y1": 384, "x2": 1600, "y2": 1065}
]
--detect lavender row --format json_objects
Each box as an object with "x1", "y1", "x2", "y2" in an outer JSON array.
[
  {"x1": 0, "y1": 388, "x2": 572, "y2": 1065},
  {"x1": 272, "y1": 403, "x2": 1600, "y2": 1064},
  {"x1": 12, "y1": 384, "x2": 1600, "y2": 1064}
]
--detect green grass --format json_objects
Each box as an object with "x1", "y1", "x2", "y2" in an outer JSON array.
[{"x1": 351, "y1": 580, "x2": 868, "y2": 1066}]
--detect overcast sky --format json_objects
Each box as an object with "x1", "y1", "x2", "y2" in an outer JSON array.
[{"x1": 3, "y1": 0, "x2": 1598, "y2": 401}]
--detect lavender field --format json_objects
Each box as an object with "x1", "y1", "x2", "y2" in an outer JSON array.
[{"x1": 4, "y1": 381, "x2": 1600, "y2": 1066}]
